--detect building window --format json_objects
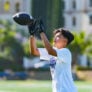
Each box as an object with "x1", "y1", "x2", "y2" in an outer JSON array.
[
  {"x1": 72, "y1": 17, "x2": 76, "y2": 26},
  {"x1": 72, "y1": 0, "x2": 76, "y2": 9},
  {"x1": 89, "y1": 15, "x2": 92, "y2": 24},
  {"x1": 15, "y1": 2, "x2": 20, "y2": 12},
  {"x1": 4, "y1": 1, "x2": 10, "y2": 12},
  {"x1": 89, "y1": 0, "x2": 92, "y2": 7}
]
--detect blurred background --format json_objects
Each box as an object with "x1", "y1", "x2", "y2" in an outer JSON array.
[{"x1": 0, "y1": 0, "x2": 92, "y2": 92}]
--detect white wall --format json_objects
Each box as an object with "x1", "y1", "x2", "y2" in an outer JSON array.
[
  {"x1": 64, "y1": 0, "x2": 86, "y2": 11},
  {"x1": 64, "y1": 13, "x2": 85, "y2": 31},
  {"x1": 64, "y1": 0, "x2": 92, "y2": 34},
  {"x1": 64, "y1": 0, "x2": 71, "y2": 11}
]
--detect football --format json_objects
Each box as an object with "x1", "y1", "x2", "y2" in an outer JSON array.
[{"x1": 12, "y1": 12, "x2": 34, "y2": 25}]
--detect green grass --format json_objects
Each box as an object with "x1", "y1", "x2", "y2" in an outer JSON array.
[{"x1": 0, "y1": 80, "x2": 92, "y2": 92}]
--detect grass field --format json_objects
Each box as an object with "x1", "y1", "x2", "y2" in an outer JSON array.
[{"x1": 0, "y1": 80, "x2": 92, "y2": 92}]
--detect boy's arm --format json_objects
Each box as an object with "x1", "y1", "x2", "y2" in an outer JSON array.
[
  {"x1": 37, "y1": 20, "x2": 57, "y2": 56},
  {"x1": 28, "y1": 21, "x2": 40, "y2": 56},
  {"x1": 40, "y1": 32, "x2": 57, "y2": 56},
  {"x1": 29, "y1": 36, "x2": 40, "y2": 56}
]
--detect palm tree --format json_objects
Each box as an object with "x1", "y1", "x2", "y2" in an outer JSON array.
[{"x1": 68, "y1": 31, "x2": 92, "y2": 67}]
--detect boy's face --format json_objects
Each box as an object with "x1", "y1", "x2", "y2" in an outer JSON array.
[{"x1": 53, "y1": 32, "x2": 68, "y2": 49}]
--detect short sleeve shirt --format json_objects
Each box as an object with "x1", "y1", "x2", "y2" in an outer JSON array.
[{"x1": 38, "y1": 47, "x2": 77, "y2": 92}]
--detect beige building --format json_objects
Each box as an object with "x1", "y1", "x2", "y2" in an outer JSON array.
[
  {"x1": 64, "y1": 0, "x2": 92, "y2": 34},
  {"x1": 0, "y1": 0, "x2": 31, "y2": 20}
]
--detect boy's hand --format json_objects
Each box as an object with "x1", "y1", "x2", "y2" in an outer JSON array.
[
  {"x1": 28, "y1": 21, "x2": 36, "y2": 36},
  {"x1": 28, "y1": 19, "x2": 45, "y2": 36},
  {"x1": 37, "y1": 19, "x2": 45, "y2": 34}
]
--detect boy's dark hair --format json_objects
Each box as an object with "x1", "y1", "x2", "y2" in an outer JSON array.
[{"x1": 53, "y1": 28, "x2": 74, "y2": 45}]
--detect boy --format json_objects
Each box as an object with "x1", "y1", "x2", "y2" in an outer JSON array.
[{"x1": 28, "y1": 20, "x2": 77, "y2": 92}]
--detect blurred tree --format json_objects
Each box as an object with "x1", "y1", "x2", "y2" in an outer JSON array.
[
  {"x1": 0, "y1": 20, "x2": 24, "y2": 71},
  {"x1": 68, "y1": 31, "x2": 92, "y2": 66},
  {"x1": 85, "y1": 34, "x2": 92, "y2": 59},
  {"x1": 32, "y1": 0, "x2": 64, "y2": 40}
]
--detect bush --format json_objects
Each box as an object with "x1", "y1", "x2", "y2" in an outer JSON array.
[
  {"x1": 76, "y1": 66, "x2": 92, "y2": 71},
  {"x1": 0, "y1": 57, "x2": 25, "y2": 71}
]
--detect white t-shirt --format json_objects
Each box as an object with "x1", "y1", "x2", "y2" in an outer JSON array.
[{"x1": 38, "y1": 47, "x2": 77, "y2": 92}]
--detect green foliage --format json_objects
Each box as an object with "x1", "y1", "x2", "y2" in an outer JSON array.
[
  {"x1": 85, "y1": 34, "x2": 92, "y2": 58},
  {"x1": 23, "y1": 40, "x2": 30, "y2": 58},
  {"x1": 36, "y1": 40, "x2": 44, "y2": 48},
  {"x1": 68, "y1": 31, "x2": 92, "y2": 65},
  {"x1": 68, "y1": 31, "x2": 92, "y2": 56},
  {"x1": 0, "y1": 20, "x2": 24, "y2": 70},
  {"x1": 76, "y1": 66, "x2": 92, "y2": 71}
]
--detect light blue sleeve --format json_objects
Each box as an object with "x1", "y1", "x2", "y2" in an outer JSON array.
[
  {"x1": 55, "y1": 48, "x2": 71, "y2": 64},
  {"x1": 38, "y1": 48, "x2": 50, "y2": 61}
]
